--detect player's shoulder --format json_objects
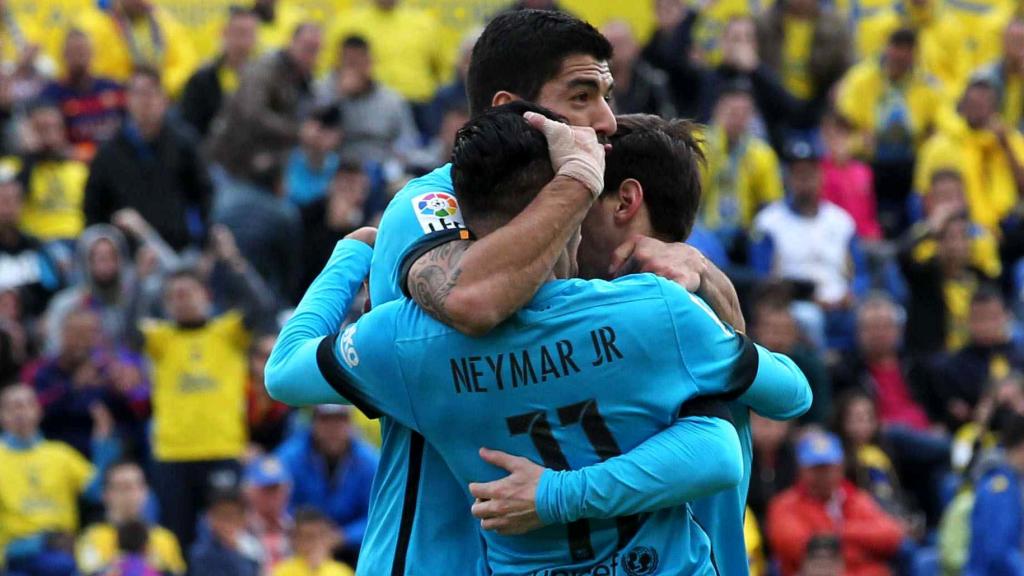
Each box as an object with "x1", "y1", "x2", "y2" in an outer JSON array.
[{"x1": 367, "y1": 296, "x2": 456, "y2": 342}]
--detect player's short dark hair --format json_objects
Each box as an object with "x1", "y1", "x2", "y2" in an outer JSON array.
[
  {"x1": 888, "y1": 27, "x2": 917, "y2": 48},
  {"x1": 116, "y1": 520, "x2": 150, "y2": 554},
  {"x1": 467, "y1": 10, "x2": 611, "y2": 117},
  {"x1": 601, "y1": 114, "x2": 705, "y2": 242},
  {"x1": 451, "y1": 101, "x2": 562, "y2": 228}
]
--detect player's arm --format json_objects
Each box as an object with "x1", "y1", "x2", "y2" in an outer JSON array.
[
  {"x1": 265, "y1": 230, "x2": 417, "y2": 429},
  {"x1": 609, "y1": 236, "x2": 745, "y2": 332},
  {"x1": 661, "y1": 281, "x2": 812, "y2": 417},
  {"x1": 469, "y1": 398, "x2": 742, "y2": 534},
  {"x1": 405, "y1": 113, "x2": 604, "y2": 336}
]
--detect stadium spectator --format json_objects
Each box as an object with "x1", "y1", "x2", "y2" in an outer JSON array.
[
  {"x1": 212, "y1": 162, "x2": 303, "y2": 306},
  {"x1": 44, "y1": 214, "x2": 179, "y2": 356},
  {"x1": 750, "y1": 292, "x2": 831, "y2": 424},
  {"x1": 27, "y1": 309, "x2": 144, "y2": 458},
  {"x1": 298, "y1": 161, "x2": 370, "y2": 299},
  {"x1": 748, "y1": 412, "x2": 798, "y2": 519},
  {"x1": 271, "y1": 508, "x2": 353, "y2": 576},
  {"x1": 767, "y1": 430, "x2": 906, "y2": 576},
  {"x1": 422, "y1": 30, "x2": 477, "y2": 139},
  {"x1": 966, "y1": 414, "x2": 1024, "y2": 575},
  {"x1": 756, "y1": 0, "x2": 852, "y2": 128},
  {"x1": 326, "y1": 0, "x2": 449, "y2": 123},
  {"x1": 14, "y1": 100, "x2": 89, "y2": 244},
  {"x1": 40, "y1": 29, "x2": 125, "y2": 160},
  {"x1": 75, "y1": 0, "x2": 197, "y2": 97},
  {"x1": 250, "y1": 0, "x2": 307, "y2": 54},
  {"x1": 247, "y1": 335, "x2": 290, "y2": 454},
  {"x1": 640, "y1": 0, "x2": 703, "y2": 118},
  {"x1": 209, "y1": 22, "x2": 322, "y2": 186},
  {"x1": 0, "y1": 383, "x2": 118, "y2": 575},
  {"x1": 181, "y1": 7, "x2": 260, "y2": 138},
  {"x1": 84, "y1": 67, "x2": 213, "y2": 252},
  {"x1": 916, "y1": 170, "x2": 1002, "y2": 279},
  {"x1": 284, "y1": 106, "x2": 341, "y2": 208},
  {"x1": 899, "y1": 203, "x2": 987, "y2": 355},
  {"x1": 187, "y1": 489, "x2": 262, "y2": 576},
  {"x1": 697, "y1": 16, "x2": 798, "y2": 146},
  {"x1": 973, "y1": 19, "x2": 1024, "y2": 134},
  {"x1": 939, "y1": 289, "x2": 1024, "y2": 431},
  {"x1": 144, "y1": 226, "x2": 275, "y2": 549},
  {"x1": 0, "y1": 172, "x2": 62, "y2": 319},
  {"x1": 602, "y1": 20, "x2": 676, "y2": 118},
  {"x1": 836, "y1": 28, "x2": 946, "y2": 237},
  {"x1": 700, "y1": 80, "x2": 783, "y2": 262},
  {"x1": 751, "y1": 140, "x2": 868, "y2": 350},
  {"x1": 244, "y1": 456, "x2": 292, "y2": 572},
  {"x1": 275, "y1": 405, "x2": 376, "y2": 563},
  {"x1": 407, "y1": 102, "x2": 469, "y2": 175},
  {"x1": 819, "y1": 112, "x2": 883, "y2": 241},
  {"x1": 77, "y1": 460, "x2": 185, "y2": 575},
  {"x1": 325, "y1": 35, "x2": 421, "y2": 167},
  {"x1": 915, "y1": 78, "x2": 1024, "y2": 233},
  {"x1": 95, "y1": 520, "x2": 164, "y2": 576},
  {"x1": 834, "y1": 390, "x2": 909, "y2": 516},
  {"x1": 833, "y1": 294, "x2": 937, "y2": 430},
  {"x1": 0, "y1": 0, "x2": 55, "y2": 84},
  {"x1": 851, "y1": 0, "x2": 967, "y2": 98}
]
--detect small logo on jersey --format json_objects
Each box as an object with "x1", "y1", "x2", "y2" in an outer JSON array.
[
  {"x1": 411, "y1": 192, "x2": 466, "y2": 234},
  {"x1": 623, "y1": 546, "x2": 659, "y2": 576},
  {"x1": 339, "y1": 325, "x2": 359, "y2": 368}
]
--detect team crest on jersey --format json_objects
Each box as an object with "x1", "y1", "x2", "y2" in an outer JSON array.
[
  {"x1": 412, "y1": 192, "x2": 466, "y2": 234},
  {"x1": 623, "y1": 546, "x2": 659, "y2": 576},
  {"x1": 340, "y1": 325, "x2": 359, "y2": 368}
]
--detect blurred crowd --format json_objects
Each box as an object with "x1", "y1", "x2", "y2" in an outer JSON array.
[{"x1": 4, "y1": 0, "x2": 1024, "y2": 574}]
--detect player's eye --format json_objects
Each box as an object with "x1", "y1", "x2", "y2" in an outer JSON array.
[{"x1": 572, "y1": 92, "x2": 589, "y2": 103}]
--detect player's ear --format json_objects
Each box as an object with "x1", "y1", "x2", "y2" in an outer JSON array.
[
  {"x1": 612, "y1": 178, "x2": 644, "y2": 225},
  {"x1": 491, "y1": 91, "x2": 518, "y2": 107}
]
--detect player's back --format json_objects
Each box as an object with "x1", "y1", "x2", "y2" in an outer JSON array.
[{"x1": 382, "y1": 273, "x2": 734, "y2": 575}]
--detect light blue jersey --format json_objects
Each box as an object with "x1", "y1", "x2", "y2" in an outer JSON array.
[
  {"x1": 282, "y1": 164, "x2": 812, "y2": 575},
  {"x1": 267, "y1": 232, "x2": 810, "y2": 574}
]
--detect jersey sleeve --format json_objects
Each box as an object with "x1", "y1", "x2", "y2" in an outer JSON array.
[
  {"x1": 535, "y1": 403, "x2": 742, "y2": 524},
  {"x1": 659, "y1": 280, "x2": 760, "y2": 399},
  {"x1": 737, "y1": 344, "x2": 814, "y2": 420},
  {"x1": 373, "y1": 181, "x2": 469, "y2": 302},
  {"x1": 264, "y1": 240, "x2": 416, "y2": 428}
]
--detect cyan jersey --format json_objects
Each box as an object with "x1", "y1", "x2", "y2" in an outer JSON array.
[
  {"x1": 320, "y1": 273, "x2": 758, "y2": 575},
  {"x1": 359, "y1": 164, "x2": 485, "y2": 576}
]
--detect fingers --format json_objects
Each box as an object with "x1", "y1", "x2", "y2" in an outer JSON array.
[
  {"x1": 479, "y1": 446, "x2": 527, "y2": 472},
  {"x1": 609, "y1": 236, "x2": 641, "y2": 276},
  {"x1": 468, "y1": 479, "x2": 499, "y2": 502}
]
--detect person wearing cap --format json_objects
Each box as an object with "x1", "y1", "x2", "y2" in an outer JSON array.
[
  {"x1": 750, "y1": 139, "x2": 870, "y2": 350},
  {"x1": 698, "y1": 79, "x2": 784, "y2": 262},
  {"x1": 914, "y1": 77, "x2": 1024, "y2": 233},
  {"x1": 245, "y1": 456, "x2": 293, "y2": 574},
  {"x1": 274, "y1": 405, "x2": 377, "y2": 565},
  {"x1": 767, "y1": 431, "x2": 906, "y2": 576},
  {"x1": 835, "y1": 27, "x2": 947, "y2": 237}
]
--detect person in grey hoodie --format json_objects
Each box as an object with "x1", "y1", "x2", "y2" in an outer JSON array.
[{"x1": 43, "y1": 209, "x2": 179, "y2": 355}]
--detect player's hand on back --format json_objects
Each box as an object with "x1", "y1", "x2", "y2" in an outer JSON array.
[
  {"x1": 524, "y1": 111, "x2": 605, "y2": 198},
  {"x1": 468, "y1": 448, "x2": 545, "y2": 535},
  {"x1": 345, "y1": 226, "x2": 378, "y2": 248},
  {"x1": 609, "y1": 235, "x2": 707, "y2": 293}
]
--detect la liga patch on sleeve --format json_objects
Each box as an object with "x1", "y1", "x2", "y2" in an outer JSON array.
[{"x1": 411, "y1": 192, "x2": 467, "y2": 234}]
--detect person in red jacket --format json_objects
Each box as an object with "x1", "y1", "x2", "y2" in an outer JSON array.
[{"x1": 768, "y1": 430, "x2": 907, "y2": 576}]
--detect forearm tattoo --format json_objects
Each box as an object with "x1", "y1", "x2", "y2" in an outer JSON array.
[{"x1": 408, "y1": 241, "x2": 470, "y2": 325}]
